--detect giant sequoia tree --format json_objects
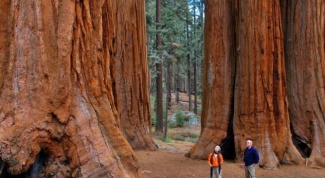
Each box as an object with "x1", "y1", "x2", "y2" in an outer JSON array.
[
  {"x1": 187, "y1": 0, "x2": 236, "y2": 160},
  {"x1": 0, "y1": 1, "x2": 145, "y2": 177},
  {"x1": 114, "y1": 0, "x2": 157, "y2": 151},
  {"x1": 187, "y1": 0, "x2": 322, "y2": 169},
  {"x1": 232, "y1": 0, "x2": 303, "y2": 168},
  {"x1": 283, "y1": 0, "x2": 325, "y2": 167}
]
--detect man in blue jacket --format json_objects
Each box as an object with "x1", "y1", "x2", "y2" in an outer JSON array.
[{"x1": 243, "y1": 140, "x2": 259, "y2": 178}]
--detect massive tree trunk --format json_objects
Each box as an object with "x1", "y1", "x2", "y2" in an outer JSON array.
[
  {"x1": 187, "y1": 0, "x2": 236, "y2": 160},
  {"x1": 114, "y1": 0, "x2": 157, "y2": 151},
  {"x1": 283, "y1": 0, "x2": 325, "y2": 167},
  {"x1": 0, "y1": 1, "x2": 144, "y2": 177},
  {"x1": 233, "y1": 0, "x2": 303, "y2": 168},
  {"x1": 188, "y1": 0, "x2": 304, "y2": 169}
]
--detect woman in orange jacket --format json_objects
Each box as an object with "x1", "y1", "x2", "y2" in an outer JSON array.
[{"x1": 208, "y1": 145, "x2": 224, "y2": 178}]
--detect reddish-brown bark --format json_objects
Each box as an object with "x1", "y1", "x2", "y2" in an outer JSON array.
[
  {"x1": 0, "y1": 1, "x2": 144, "y2": 177},
  {"x1": 186, "y1": 0, "x2": 236, "y2": 159},
  {"x1": 114, "y1": 0, "x2": 157, "y2": 150},
  {"x1": 188, "y1": 0, "x2": 304, "y2": 169},
  {"x1": 283, "y1": 0, "x2": 325, "y2": 167},
  {"x1": 233, "y1": 0, "x2": 303, "y2": 168}
]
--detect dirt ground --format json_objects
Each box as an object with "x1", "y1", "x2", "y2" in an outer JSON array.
[
  {"x1": 135, "y1": 139, "x2": 325, "y2": 178},
  {"x1": 141, "y1": 94, "x2": 324, "y2": 178}
]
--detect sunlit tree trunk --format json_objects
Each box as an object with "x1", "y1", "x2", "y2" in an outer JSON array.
[
  {"x1": 188, "y1": 0, "x2": 304, "y2": 169},
  {"x1": 114, "y1": 0, "x2": 157, "y2": 151},
  {"x1": 233, "y1": 0, "x2": 303, "y2": 168},
  {"x1": 0, "y1": 1, "x2": 144, "y2": 177},
  {"x1": 283, "y1": 0, "x2": 325, "y2": 167},
  {"x1": 187, "y1": 0, "x2": 236, "y2": 160}
]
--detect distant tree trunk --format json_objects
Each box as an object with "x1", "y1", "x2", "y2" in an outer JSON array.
[
  {"x1": 0, "y1": 1, "x2": 144, "y2": 177},
  {"x1": 167, "y1": 63, "x2": 172, "y2": 108},
  {"x1": 187, "y1": 0, "x2": 236, "y2": 159},
  {"x1": 175, "y1": 62, "x2": 180, "y2": 104},
  {"x1": 193, "y1": 2, "x2": 198, "y2": 115},
  {"x1": 164, "y1": 62, "x2": 170, "y2": 140},
  {"x1": 193, "y1": 59, "x2": 198, "y2": 114},
  {"x1": 114, "y1": 0, "x2": 157, "y2": 150},
  {"x1": 155, "y1": 0, "x2": 164, "y2": 133},
  {"x1": 186, "y1": 11, "x2": 192, "y2": 112},
  {"x1": 283, "y1": 0, "x2": 325, "y2": 167}
]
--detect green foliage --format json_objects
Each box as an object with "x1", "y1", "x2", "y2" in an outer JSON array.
[
  {"x1": 146, "y1": 0, "x2": 205, "y2": 96},
  {"x1": 175, "y1": 110, "x2": 186, "y2": 127},
  {"x1": 188, "y1": 138, "x2": 198, "y2": 143},
  {"x1": 174, "y1": 134, "x2": 186, "y2": 141},
  {"x1": 151, "y1": 115, "x2": 157, "y2": 127},
  {"x1": 168, "y1": 120, "x2": 178, "y2": 128},
  {"x1": 164, "y1": 136, "x2": 172, "y2": 143},
  {"x1": 168, "y1": 129, "x2": 200, "y2": 142},
  {"x1": 189, "y1": 131, "x2": 200, "y2": 138},
  {"x1": 150, "y1": 96, "x2": 157, "y2": 127}
]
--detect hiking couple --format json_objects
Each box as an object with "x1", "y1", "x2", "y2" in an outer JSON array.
[{"x1": 209, "y1": 140, "x2": 259, "y2": 178}]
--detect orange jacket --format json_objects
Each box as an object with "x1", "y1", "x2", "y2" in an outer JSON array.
[{"x1": 208, "y1": 153, "x2": 224, "y2": 167}]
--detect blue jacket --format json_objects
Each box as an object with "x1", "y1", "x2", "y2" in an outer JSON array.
[{"x1": 243, "y1": 146, "x2": 259, "y2": 166}]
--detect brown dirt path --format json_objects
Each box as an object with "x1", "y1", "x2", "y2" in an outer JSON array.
[{"x1": 135, "y1": 139, "x2": 325, "y2": 178}]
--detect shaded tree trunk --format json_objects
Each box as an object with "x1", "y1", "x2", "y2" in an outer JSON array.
[
  {"x1": 114, "y1": 0, "x2": 157, "y2": 151},
  {"x1": 193, "y1": 1, "x2": 198, "y2": 115},
  {"x1": 166, "y1": 63, "x2": 172, "y2": 108},
  {"x1": 193, "y1": 59, "x2": 198, "y2": 114},
  {"x1": 0, "y1": 1, "x2": 143, "y2": 177},
  {"x1": 283, "y1": 0, "x2": 325, "y2": 167},
  {"x1": 164, "y1": 62, "x2": 170, "y2": 140},
  {"x1": 186, "y1": 10, "x2": 192, "y2": 112},
  {"x1": 155, "y1": 0, "x2": 164, "y2": 133},
  {"x1": 175, "y1": 62, "x2": 180, "y2": 104}
]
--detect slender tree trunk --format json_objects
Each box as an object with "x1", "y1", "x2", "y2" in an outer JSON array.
[
  {"x1": 283, "y1": 0, "x2": 325, "y2": 167},
  {"x1": 114, "y1": 0, "x2": 157, "y2": 150},
  {"x1": 0, "y1": 1, "x2": 144, "y2": 177},
  {"x1": 186, "y1": 9, "x2": 192, "y2": 111},
  {"x1": 194, "y1": 59, "x2": 198, "y2": 114},
  {"x1": 164, "y1": 62, "x2": 170, "y2": 140},
  {"x1": 175, "y1": 63, "x2": 180, "y2": 104},
  {"x1": 193, "y1": 1, "x2": 198, "y2": 115},
  {"x1": 167, "y1": 64, "x2": 172, "y2": 108},
  {"x1": 155, "y1": 0, "x2": 164, "y2": 133}
]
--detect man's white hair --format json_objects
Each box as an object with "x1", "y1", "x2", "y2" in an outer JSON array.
[{"x1": 215, "y1": 145, "x2": 221, "y2": 152}]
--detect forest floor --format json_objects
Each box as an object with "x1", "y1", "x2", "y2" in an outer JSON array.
[
  {"x1": 139, "y1": 93, "x2": 324, "y2": 178},
  {"x1": 135, "y1": 135, "x2": 325, "y2": 178}
]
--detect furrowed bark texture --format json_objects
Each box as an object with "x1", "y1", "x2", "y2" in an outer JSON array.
[
  {"x1": 186, "y1": 0, "x2": 236, "y2": 159},
  {"x1": 114, "y1": 0, "x2": 157, "y2": 150},
  {"x1": 0, "y1": 1, "x2": 144, "y2": 177},
  {"x1": 284, "y1": 0, "x2": 325, "y2": 167},
  {"x1": 233, "y1": 0, "x2": 303, "y2": 168}
]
